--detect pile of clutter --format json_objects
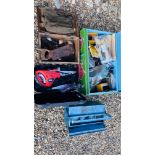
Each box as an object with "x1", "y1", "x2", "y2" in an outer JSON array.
[
  {"x1": 34, "y1": 7, "x2": 121, "y2": 136},
  {"x1": 88, "y1": 32, "x2": 116, "y2": 93}
]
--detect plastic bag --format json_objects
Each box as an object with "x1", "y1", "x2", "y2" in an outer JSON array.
[
  {"x1": 89, "y1": 63, "x2": 113, "y2": 88},
  {"x1": 94, "y1": 35, "x2": 112, "y2": 63}
]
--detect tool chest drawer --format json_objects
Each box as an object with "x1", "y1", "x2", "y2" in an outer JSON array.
[{"x1": 80, "y1": 28, "x2": 121, "y2": 95}]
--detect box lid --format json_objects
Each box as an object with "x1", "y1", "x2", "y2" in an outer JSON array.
[{"x1": 65, "y1": 101, "x2": 112, "y2": 119}]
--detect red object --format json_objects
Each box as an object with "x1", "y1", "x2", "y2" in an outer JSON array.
[
  {"x1": 78, "y1": 64, "x2": 84, "y2": 80},
  {"x1": 35, "y1": 69, "x2": 61, "y2": 87}
]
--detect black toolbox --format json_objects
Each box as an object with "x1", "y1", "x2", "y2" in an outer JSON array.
[{"x1": 34, "y1": 64, "x2": 87, "y2": 107}]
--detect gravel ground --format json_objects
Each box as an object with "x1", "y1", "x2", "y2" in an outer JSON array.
[{"x1": 34, "y1": 0, "x2": 121, "y2": 155}]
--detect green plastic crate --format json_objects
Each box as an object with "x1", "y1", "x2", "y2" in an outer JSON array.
[{"x1": 80, "y1": 28, "x2": 121, "y2": 95}]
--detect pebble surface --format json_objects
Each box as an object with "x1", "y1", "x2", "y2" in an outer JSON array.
[{"x1": 34, "y1": 0, "x2": 121, "y2": 154}]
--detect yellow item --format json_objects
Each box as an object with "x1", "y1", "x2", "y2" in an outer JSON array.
[
  {"x1": 96, "y1": 83, "x2": 109, "y2": 92},
  {"x1": 89, "y1": 40, "x2": 95, "y2": 45},
  {"x1": 89, "y1": 45, "x2": 99, "y2": 58}
]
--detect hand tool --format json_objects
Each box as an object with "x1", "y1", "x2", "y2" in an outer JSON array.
[
  {"x1": 40, "y1": 44, "x2": 75, "y2": 61},
  {"x1": 35, "y1": 67, "x2": 76, "y2": 87}
]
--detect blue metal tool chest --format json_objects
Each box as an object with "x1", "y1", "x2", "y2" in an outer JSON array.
[{"x1": 64, "y1": 101, "x2": 112, "y2": 136}]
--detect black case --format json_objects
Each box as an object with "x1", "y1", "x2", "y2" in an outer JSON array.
[{"x1": 34, "y1": 64, "x2": 87, "y2": 108}]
